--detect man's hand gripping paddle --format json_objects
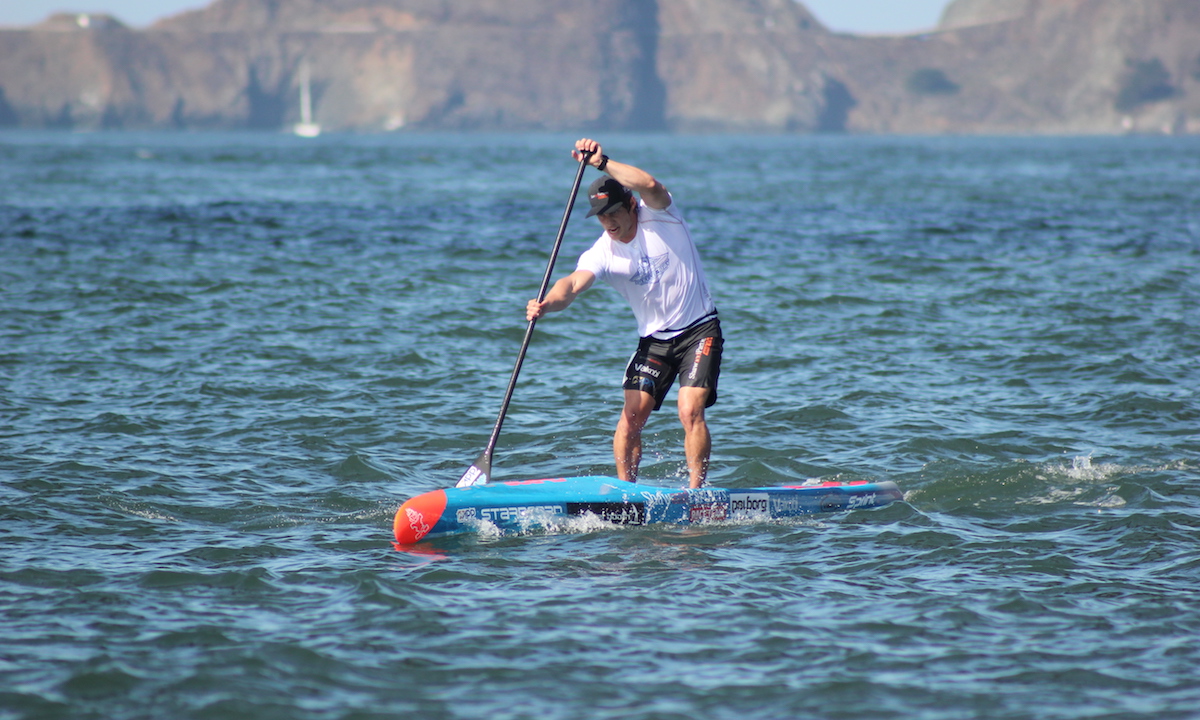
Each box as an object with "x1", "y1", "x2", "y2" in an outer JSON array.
[{"x1": 455, "y1": 150, "x2": 593, "y2": 488}]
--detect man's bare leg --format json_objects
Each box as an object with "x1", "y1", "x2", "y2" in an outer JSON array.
[
  {"x1": 678, "y1": 387, "x2": 712, "y2": 488},
  {"x1": 615, "y1": 390, "x2": 655, "y2": 482}
]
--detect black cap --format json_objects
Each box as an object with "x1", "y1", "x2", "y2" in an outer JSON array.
[{"x1": 585, "y1": 176, "x2": 632, "y2": 217}]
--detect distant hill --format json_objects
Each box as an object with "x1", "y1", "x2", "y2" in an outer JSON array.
[{"x1": 0, "y1": 0, "x2": 1196, "y2": 134}]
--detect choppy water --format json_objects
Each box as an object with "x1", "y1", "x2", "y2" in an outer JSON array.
[{"x1": 2, "y1": 131, "x2": 1198, "y2": 719}]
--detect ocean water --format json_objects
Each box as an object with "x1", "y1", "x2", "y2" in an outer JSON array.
[{"x1": 1, "y1": 131, "x2": 1198, "y2": 719}]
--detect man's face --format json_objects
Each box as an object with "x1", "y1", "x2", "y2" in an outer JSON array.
[{"x1": 598, "y1": 200, "x2": 637, "y2": 244}]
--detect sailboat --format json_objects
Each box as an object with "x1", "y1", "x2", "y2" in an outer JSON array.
[{"x1": 293, "y1": 62, "x2": 321, "y2": 138}]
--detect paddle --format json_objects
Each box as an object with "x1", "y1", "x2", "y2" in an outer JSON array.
[{"x1": 455, "y1": 149, "x2": 594, "y2": 488}]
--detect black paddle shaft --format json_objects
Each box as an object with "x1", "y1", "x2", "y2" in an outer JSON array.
[{"x1": 456, "y1": 150, "x2": 594, "y2": 487}]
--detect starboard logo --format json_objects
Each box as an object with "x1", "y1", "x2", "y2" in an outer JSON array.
[
  {"x1": 729, "y1": 493, "x2": 770, "y2": 518},
  {"x1": 405, "y1": 507, "x2": 430, "y2": 540},
  {"x1": 479, "y1": 505, "x2": 565, "y2": 523},
  {"x1": 687, "y1": 337, "x2": 713, "y2": 380}
]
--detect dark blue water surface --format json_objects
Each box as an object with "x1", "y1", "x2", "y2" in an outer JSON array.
[{"x1": 2, "y1": 131, "x2": 1198, "y2": 719}]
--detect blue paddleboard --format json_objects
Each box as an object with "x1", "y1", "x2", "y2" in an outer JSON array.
[{"x1": 395, "y1": 476, "x2": 902, "y2": 544}]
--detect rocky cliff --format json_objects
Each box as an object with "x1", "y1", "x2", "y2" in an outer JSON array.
[
  {"x1": 0, "y1": 1, "x2": 668, "y2": 131},
  {"x1": 834, "y1": 0, "x2": 1200, "y2": 134},
  {"x1": 0, "y1": 0, "x2": 1197, "y2": 134}
]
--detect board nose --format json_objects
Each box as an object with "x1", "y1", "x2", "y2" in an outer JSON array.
[{"x1": 394, "y1": 489, "x2": 448, "y2": 545}]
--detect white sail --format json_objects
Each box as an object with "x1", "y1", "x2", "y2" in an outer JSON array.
[{"x1": 293, "y1": 62, "x2": 321, "y2": 137}]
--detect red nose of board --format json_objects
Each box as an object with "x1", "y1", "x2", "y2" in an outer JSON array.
[{"x1": 394, "y1": 489, "x2": 448, "y2": 545}]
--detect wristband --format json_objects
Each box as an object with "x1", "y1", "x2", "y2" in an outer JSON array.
[{"x1": 597, "y1": 154, "x2": 609, "y2": 172}]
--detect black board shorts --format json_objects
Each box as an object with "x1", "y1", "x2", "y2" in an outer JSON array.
[{"x1": 623, "y1": 317, "x2": 723, "y2": 411}]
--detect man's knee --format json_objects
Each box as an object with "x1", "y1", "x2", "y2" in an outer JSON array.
[
  {"x1": 620, "y1": 391, "x2": 655, "y2": 428},
  {"x1": 676, "y1": 388, "x2": 709, "y2": 428}
]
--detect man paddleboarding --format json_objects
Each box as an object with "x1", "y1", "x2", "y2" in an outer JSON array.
[{"x1": 527, "y1": 138, "x2": 723, "y2": 489}]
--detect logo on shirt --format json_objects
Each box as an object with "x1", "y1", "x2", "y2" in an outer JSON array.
[{"x1": 630, "y1": 253, "x2": 670, "y2": 286}]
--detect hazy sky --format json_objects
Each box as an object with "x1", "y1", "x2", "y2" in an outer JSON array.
[{"x1": 0, "y1": 0, "x2": 951, "y2": 35}]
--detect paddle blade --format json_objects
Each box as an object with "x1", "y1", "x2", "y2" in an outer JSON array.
[{"x1": 455, "y1": 452, "x2": 491, "y2": 487}]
